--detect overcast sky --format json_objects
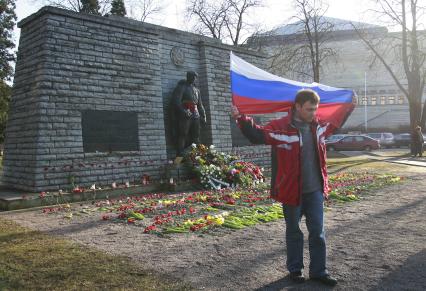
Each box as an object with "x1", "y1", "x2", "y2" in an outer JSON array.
[{"x1": 15, "y1": 0, "x2": 388, "y2": 45}]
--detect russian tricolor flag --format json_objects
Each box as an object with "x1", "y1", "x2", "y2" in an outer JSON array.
[{"x1": 230, "y1": 52, "x2": 356, "y2": 128}]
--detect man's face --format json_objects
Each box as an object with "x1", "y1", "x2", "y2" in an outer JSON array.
[{"x1": 295, "y1": 101, "x2": 319, "y2": 123}]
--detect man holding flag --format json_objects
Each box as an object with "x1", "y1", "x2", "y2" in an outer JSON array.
[{"x1": 230, "y1": 53, "x2": 356, "y2": 286}]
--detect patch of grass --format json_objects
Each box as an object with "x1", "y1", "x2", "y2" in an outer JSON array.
[
  {"x1": 327, "y1": 157, "x2": 377, "y2": 174},
  {"x1": 325, "y1": 151, "x2": 347, "y2": 158},
  {"x1": 370, "y1": 150, "x2": 411, "y2": 157},
  {"x1": 327, "y1": 156, "x2": 424, "y2": 175},
  {"x1": 0, "y1": 218, "x2": 191, "y2": 290},
  {"x1": 327, "y1": 155, "x2": 373, "y2": 164}
]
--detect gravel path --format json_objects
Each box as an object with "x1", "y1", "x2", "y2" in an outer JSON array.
[{"x1": 1, "y1": 168, "x2": 425, "y2": 290}]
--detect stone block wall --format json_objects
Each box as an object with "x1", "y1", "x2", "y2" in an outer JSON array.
[
  {"x1": 4, "y1": 8, "x2": 163, "y2": 191},
  {"x1": 3, "y1": 7, "x2": 270, "y2": 192}
]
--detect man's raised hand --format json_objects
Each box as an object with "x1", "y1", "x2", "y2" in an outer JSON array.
[{"x1": 231, "y1": 105, "x2": 241, "y2": 120}]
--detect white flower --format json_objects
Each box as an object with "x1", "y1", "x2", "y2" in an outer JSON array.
[
  {"x1": 209, "y1": 145, "x2": 215, "y2": 149},
  {"x1": 191, "y1": 143, "x2": 197, "y2": 148}
]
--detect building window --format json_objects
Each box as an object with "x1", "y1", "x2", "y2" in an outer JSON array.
[
  {"x1": 398, "y1": 96, "x2": 405, "y2": 104},
  {"x1": 371, "y1": 96, "x2": 377, "y2": 105},
  {"x1": 380, "y1": 96, "x2": 386, "y2": 105},
  {"x1": 388, "y1": 96, "x2": 395, "y2": 104},
  {"x1": 361, "y1": 97, "x2": 367, "y2": 105}
]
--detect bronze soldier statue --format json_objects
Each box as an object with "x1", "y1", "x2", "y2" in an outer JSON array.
[{"x1": 171, "y1": 71, "x2": 206, "y2": 157}]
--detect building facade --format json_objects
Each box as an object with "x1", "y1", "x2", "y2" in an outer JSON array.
[{"x1": 248, "y1": 17, "x2": 426, "y2": 132}]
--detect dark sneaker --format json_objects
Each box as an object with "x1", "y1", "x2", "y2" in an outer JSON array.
[
  {"x1": 311, "y1": 274, "x2": 338, "y2": 286},
  {"x1": 289, "y1": 271, "x2": 305, "y2": 283}
]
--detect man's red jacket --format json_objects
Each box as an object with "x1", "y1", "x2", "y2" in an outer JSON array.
[{"x1": 237, "y1": 110, "x2": 339, "y2": 206}]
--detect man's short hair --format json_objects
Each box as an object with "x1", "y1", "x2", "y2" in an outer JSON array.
[{"x1": 294, "y1": 89, "x2": 320, "y2": 105}]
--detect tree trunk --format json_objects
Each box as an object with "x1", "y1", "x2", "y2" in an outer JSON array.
[
  {"x1": 313, "y1": 65, "x2": 320, "y2": 83},
  {"x1": 420, "y1": 96, "x2": 426, "y2": 129},
  {"x1": 408, "y1": 97, "x2": 422, "y2": 153},
  {"x1": 408, "y1": 98, "x2": 421, "y2": 128}
]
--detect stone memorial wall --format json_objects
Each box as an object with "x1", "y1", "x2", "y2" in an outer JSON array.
[{"x1": 3, "y1": 6, "x2": 270, "y2": 191}]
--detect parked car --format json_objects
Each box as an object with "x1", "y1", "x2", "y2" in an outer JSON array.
[
  {"x1": 366, "y1": 132, "x2": 395, "y2": 148},
  {"x1": 326, "y1": 135, "x2": 380, "y2": 151},
  {"x1": 325, "y1": 134, "x2": 347, "y2": 143},
  {"x1": 394, "y1": 133, "x2": 411, "y2": 148},
  {"x1": 420, "y1": 133, "x2": 426, "y2": 150},
  {"x1": 393, "y1": 132, "x2": 426, "y2": 149}
]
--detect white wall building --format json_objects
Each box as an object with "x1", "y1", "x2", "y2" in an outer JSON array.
[{"x1": 248, "y1": 17, "x2": 426, "y2": 132}]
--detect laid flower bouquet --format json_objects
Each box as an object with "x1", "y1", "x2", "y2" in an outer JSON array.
[{"x1": 186, "y1": 144, "x2": 264, "y2": 189}]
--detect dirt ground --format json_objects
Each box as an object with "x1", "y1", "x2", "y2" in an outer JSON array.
[{"x1": 1, "y1": 165, "x2": 425, "y2": 290}]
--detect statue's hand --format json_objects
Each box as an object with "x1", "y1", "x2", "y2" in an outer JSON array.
[
  {"x1": 201, "y1": 116, "x2": 207, "y2": 124},
  {"x1": 184, "y1": 109, "x2": 192, "y2": 117}
]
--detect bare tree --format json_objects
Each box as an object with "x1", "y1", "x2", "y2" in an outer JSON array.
[
  {"x1": 38, "y1": 0, "x2": 111, "y2": 15},
  {"x1": 292, "y1": 0, "x2": 336, "y2": 82},
  {"x1": 269, "y1": 39, "x2": 319, "y2": 82},
  {"x1": 127, "y1": 0, "x2": 165, "y2": 22},
  {"x1": 248, "y1": 0, "x2": 337, "y2": 83},
  {"x1": 353, "y1": 0, "x2": 426, "y2": 129},
  {"x1": 40, "y1": 0, "x2": 83, "y2": 11},
  {"x1": 38, "y1": 0, "x2": 164, "y2": 20},
  {"x1": 186, "y1": 0, "x2": 262, "y2": 46},
  {"x1": 186, "y1": 0, "x2": 229, "y2": 40},
  {"x1": 293, "y1": 0, "x2": 337, "y2": 82},
  {"x1": 225, "y1": 0, "x2": 262, "y2": 46}
]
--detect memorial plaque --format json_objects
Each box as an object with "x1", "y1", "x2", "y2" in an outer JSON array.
[{"x1": 82, "y1": 110, "x2": 139, "y2": 152}]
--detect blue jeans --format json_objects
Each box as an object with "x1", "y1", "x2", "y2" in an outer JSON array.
[{"x1": 283, "y1": 190, "x2": 328, "y2": 277}]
